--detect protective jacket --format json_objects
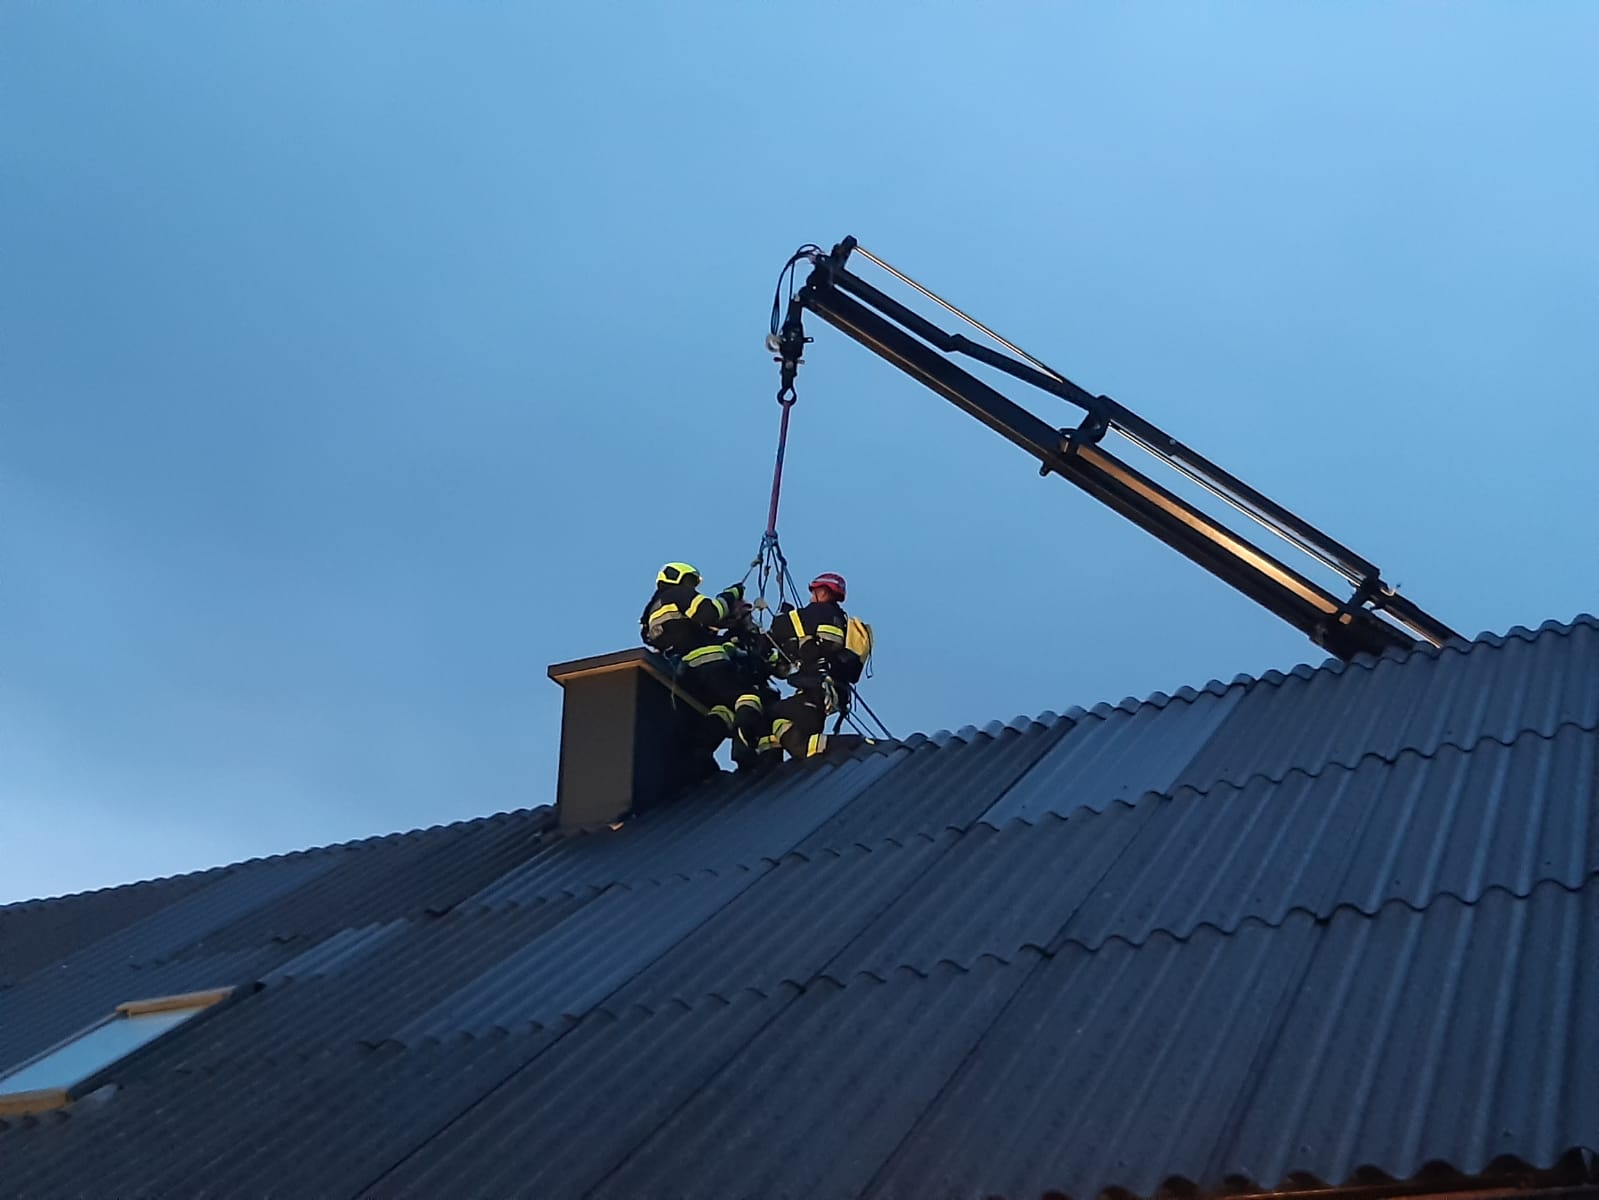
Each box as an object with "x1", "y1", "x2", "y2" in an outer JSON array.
[
  {"x1": 772, "y1": 598, "x2": 863, "y2": 686},
  {"x1": 640, "y1": 581, "x2": 743, "y2": 668}
]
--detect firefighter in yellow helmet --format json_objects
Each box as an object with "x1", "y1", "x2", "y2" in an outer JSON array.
[{"x1": 640, "y1": 563, "x2": 777, "y2": 769}]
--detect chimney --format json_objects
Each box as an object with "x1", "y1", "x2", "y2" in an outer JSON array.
[{"x1": 546, "y1": 649, "x2": 721, "y2": 833}]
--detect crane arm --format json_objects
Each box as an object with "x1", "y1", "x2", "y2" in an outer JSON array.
[{"x1": 787, "y1": 237, "x2": 1459, "y2": 662}]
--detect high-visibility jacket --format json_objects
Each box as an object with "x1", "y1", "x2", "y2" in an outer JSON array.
[
  {"x1": 640, "y1": 582, "x2": 743, "y2": 667},
  {"x1": 773, "y1": 598, "x2": 863, "y2": 686}
]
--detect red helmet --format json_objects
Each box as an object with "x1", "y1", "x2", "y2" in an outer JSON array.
[{"x1": 808, "y1": 572, "x2": 846, "y2": 601}]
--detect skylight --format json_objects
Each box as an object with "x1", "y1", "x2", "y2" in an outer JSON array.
[{"x1": 0, "y1": 989, "x2": 232, "y2": 1115}]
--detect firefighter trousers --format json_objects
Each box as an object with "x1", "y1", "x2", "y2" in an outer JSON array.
[
  {"x1": 771, "y1": 691, "x2": 831, "y2": 760},
  {"x1": 682, "y1": 659, "x2": 774, "y2": 766}
]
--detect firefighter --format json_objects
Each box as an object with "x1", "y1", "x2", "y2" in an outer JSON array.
[
  {"x1": 769, "y1": 571, "x2": 864, "y2": 760},
  {"x1": 640, "y1": 562, "x2": 772, "y2": 769},
  {"x1": 720, "y1": 598, "x2": 786, "y2": 771}
]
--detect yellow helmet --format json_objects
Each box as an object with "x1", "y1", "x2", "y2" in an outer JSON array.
[{"x1": 657, "y1": 562, "x2": 700, "y2": 587}]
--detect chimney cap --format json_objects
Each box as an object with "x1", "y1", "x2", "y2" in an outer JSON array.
[{"x1": 547, "y1": 648, "x2": 706, "y2": 715}]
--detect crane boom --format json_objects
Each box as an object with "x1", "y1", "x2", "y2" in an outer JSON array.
[{"x1": 783, "y1": 237, "x2": 1459, "y2": 662}]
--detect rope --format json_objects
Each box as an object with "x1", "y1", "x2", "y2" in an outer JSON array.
[{"x1": 740, "y1": 243, "x2": 895, "y2": 746}]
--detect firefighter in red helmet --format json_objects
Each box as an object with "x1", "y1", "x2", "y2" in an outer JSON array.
[{"x1": 769, "y1": 571, "x2": 865, "y2": 760}]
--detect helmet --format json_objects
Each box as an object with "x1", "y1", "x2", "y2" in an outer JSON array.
[
  {"x1": 657, "y1": 562, "x2": 701, "y2": 587},
  {"x1": 808, "y1": 572, "x2": 846, "y2": 601}
]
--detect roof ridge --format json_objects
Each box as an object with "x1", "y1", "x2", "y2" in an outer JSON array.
[
  {"x1": 1050, "y1": 611, "x2": 1599, "y2": 728},
  {"x1": 2, "y1": 806, "x2": 557, "y2": 913},
  {"x1": 900, "y1": 612, "x2": 1599, "y2": 751},
  {"x1": 0, "y1": 862, "x2": 234, "y2": 915}
]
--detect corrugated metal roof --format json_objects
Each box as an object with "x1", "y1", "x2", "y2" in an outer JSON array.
[
  {"x1": 2, "y1": 615, "x2": 1597, "y2": 1200},
  {"x1": 1061, "y1": 720, "x2": 1599, "y2": 948},
  {"x1": 1179, "y1": 616, "x2": 1599, "y2": 791},
  {"x1": 367, "y1": 987, "x2": 794, "y2": 1200},
  {"x1": 0, "y1": 945, "x2": 296, "y2": 1073},
  {"x1": 608, "y1": 831, "x2": 957, "y2": 1009},
  {"x1": 795, "y1": 715, "x2": 1070, "y2": 847},
  {"x1": 462, "y1": 750, "x2": 905, "y2": 907},
  {"x1": 0, "y1": 869, "x2": 225, "y2": 987},
  {"x1": 394, "y1": 868, "x2": 764, "y2": 1037},
  {"x1": 873, "y1": 918, "x2": 1320, "y2": 1200},
  {"x1": 591, "y1": 958, "x2": 1034, "y2": 1200},
  {"x1": 0, "y1": 1034, "x2": 563, "y2": 1200},
  {"x1": 981, "y1": 684, "x2": 1243, "y2": 822},
  {"x1": 1219, "y1": 879, "x2": 1599, "y2": 1188},
  {"x1": 823, "y1": 805, "x2": 1154, "y2": 978}
]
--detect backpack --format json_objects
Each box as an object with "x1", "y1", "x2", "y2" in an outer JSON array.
[{"x1": 844, "y1": 616, "x2": 874, "y2": 678}]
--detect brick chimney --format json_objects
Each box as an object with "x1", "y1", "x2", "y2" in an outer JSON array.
[{"x1": 546, "y1": 649, "x2": 721, "y2": 833}]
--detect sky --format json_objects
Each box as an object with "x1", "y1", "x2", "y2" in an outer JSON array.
[{"x1": 4, "y1": 3, "x2": 1596, "y2": 904}]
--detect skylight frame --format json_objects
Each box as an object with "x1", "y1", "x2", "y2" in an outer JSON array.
[{"x1": 0, "y1": 987, "x2": 234, "y2": 1116}]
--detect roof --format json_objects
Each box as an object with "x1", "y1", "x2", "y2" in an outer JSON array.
[{"x1": 3, "y1": 615, "x2": 1597, "y2": 1199}]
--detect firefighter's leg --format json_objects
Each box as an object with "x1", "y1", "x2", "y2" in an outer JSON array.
[
  {"x1": 683, "y1": 661, "x2": 740, "y2": 755},
  {"x1": 753, "y1": 731, "x2": 784, "y2": 768},
  {"x1": 730, "y1": 686, "x2": 771, "y2": 771},
  {"x1": 772, "y1": 693, "x2": 826, "y2": 760},
  {"x1": 702, "y1": 704, "x2": 736, "y2": 753},
  {"x1": 750, "y1": 685, "x2": 784, "y2": 769}
]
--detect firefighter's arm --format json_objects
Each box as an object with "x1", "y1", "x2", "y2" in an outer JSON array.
[
  {"x1": 756, "y1": 605, "x2": 792, "y2": 675},
  {"x1": 684, "y1": 583, "x2": 744, "y2": 628}
]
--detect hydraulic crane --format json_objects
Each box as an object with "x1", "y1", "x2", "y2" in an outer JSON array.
[{"x1": 770, "y1": 237, "x2": 1460, "y2": 662}]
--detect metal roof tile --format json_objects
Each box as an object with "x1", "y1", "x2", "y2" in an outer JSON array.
[
  {"x1": 794, "y1": 716, "x2": 1072, "y2": 850},
  {"x1": 463, "y1": 750, "x2": 908, "y2": 907},
  {"x1": 823, "y1": 805, "x2": 1155, "y2": 980},
  {"x1": 1062, "y1": 722, "x2": 1599, "y2": 947},
  {"x1": 154, "y1": 901, "x2": 591, "y2": 1063},
  {"x1": 0, "y1": 869, "x2": 225, "y2": 988},
  {"x1": 871, "y1": 919, "x2": 1318, "y2": 1200},
  {"x1": 588, "y1": 958, "x2": 1033, "y2": 1200},
  {"x1": 608, "y1": 832, "x2": 957, "y2": 1010},
  {"x1": 393, "y1": 868, "x2": 766, "y2": 1038},
  {"x1": 1216, "y1": 879, "x2": 1599, "y2": 1188},
  {"x1": 0, "y1": 945, "x2": 293, "y2": 1078},
  {"x1": 1179, "y1": 615, "x2": 1599, "y2": 792},
  {"x1": 367, "y1": 989, "x2": 791, "y2": 1200},
  {"x1": 0, "y1": 1034, "x2": 560, "y2": 1200},
  {"x1": 36, "y1": 851, "x2": 338, "y2": 980},
  {"x1": 981, "y1": 684, "x2": 1243, "y2": 823},
  {"x1": 259, "y1": 918, "x2": 408, "y2": 984},
  {"x1": 180, "y1": 807, "x2": 552, "y2": 953}
]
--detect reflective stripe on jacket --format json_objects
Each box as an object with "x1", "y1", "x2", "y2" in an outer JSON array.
[{"x1": 640, "y1": 582, "x2": 741, "y2": 657}]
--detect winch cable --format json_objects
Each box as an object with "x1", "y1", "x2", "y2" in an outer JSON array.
[{"x1": 742, "y1": 247, "x2": 894, "y2": 743}]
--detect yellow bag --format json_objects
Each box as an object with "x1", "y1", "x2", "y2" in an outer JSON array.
[{"x1": 845, "y1": 616, "x2": 874, "y2": 673}]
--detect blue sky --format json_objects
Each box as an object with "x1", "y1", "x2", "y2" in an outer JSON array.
[{"x1": 4, "y1": 3, "x2": 1596, "y2": 903}]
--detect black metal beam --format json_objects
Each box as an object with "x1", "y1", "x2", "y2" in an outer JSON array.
[
  {"x1": 798, "y1": 267, "x2": 1432, "y2": 661},
  {"x1": 821, "y1": 253, "x2": 1384, "y2": 587}
]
